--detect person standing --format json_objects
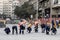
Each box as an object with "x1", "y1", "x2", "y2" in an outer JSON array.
[
  {"x1": 41, "y1": 23, "x2": 46, "y2": 33},
  {"x1": 12, "y1": 25, "x2": 18, "y2": 35},
  {"x1": 46, "y1": 21, "x2": 50, "y2": 35},
  {"x1": 18, "y1": 20, "x2": 25, "y2": 34},
  {"x1": 34, "y1": 20, "x2": 39, "y2": 33}
]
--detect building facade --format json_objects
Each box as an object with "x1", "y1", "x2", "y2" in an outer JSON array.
[
  {"x1": 38, "y1": 0, "x2": 60, "y2": 18},
  {"x1": 3, "y1": 0, "x2": 12, "y2": 18},
  {"x1": 19, "y1": 0, "x2": 29, "y2": 6},
  {"x1": 12, "y1": 0, "x2": 20, "y2": 19},
  {"x1": 52, "y1": 0, "x2": 60, "y2": 18},
  {"x1": 0, "y1": 1, "x2": 3, "y2": 14},
  {"x1": 38, "y1": 0, "x2": 50, "y2": 18}
]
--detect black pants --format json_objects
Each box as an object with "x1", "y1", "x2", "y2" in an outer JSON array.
[
  {"x1": 46, "y1": 26, "x2": 50, "y2": 35},
  {"x1": 46, "y1": 30, "x2": 50, "y2": 35},
  {"x1": 27, "y1": 27, "x2": 32, "y2": 33},
  {"x1": 12, "y1": 26, "x2": 18, "y2": 34},
  {"x1": 19, "y1": 25, "x2": 25, "y2": 34},
  {"x1": 51, "y1": 27, "x2": 57, "y2": 35},
  {"x1": 35, "y1": 26, "x2": 38, "y2": 33},
  {"x1": 5, "y1": 31, "x2": 9, "y2": 34},
  {"x1": 19, "y1": 29, "x2": 24, "y2": 34}
]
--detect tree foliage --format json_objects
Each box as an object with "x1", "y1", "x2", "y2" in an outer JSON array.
[{"x1": 14, "y1": 2, "x2": 36, "y2": 19}]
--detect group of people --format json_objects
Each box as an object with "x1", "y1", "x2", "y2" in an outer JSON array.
[
  {"x1": 4, "y1": 19, "x2": 39, "y2": 35},
  {"x1": 41, "y1": 18, "x2": 60, "y2": 35},
  {"x1": 4, "y1": 19, "x2": 60, "y2": 35}
]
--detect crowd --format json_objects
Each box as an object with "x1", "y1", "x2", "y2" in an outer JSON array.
[{"x1": 4, "y1": 18, "x2": 60, "y2": 35}]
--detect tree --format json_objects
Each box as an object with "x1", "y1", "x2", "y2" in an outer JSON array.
[{"x1": 14, "y1": 2, "x2": 36, "y2": 19}]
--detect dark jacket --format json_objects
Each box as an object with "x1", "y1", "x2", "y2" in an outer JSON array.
[
  {"x1": 41, "y1": 24, "x2": 46, "y2": 29},
  {"x1": 20, "y1": 25, "x2": 25, "y2": 30},
  {"x1": 46, "y1": 25, "x2": 50, "y2": 32},
  {"x1": 4, "y1": 27, "x2": 11, "y2": 33}
]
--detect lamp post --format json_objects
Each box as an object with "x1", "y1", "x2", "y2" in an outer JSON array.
[
  {"x1": 36, "y1": 0, "x2": 38, "y2": 19},
  {"x1": 30, "y1": 14, "x2": 33, "y2": 20},
  {"x1": 50, "y1": 0, "x2": 52, "y2": 22}
]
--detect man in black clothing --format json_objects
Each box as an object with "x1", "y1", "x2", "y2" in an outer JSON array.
[
  {"x1": 4, "y1": 27, "x2": 11, "y2": 34},
  {"x1": 41, "y1": 24, "x2": 46, "y2": 33},
  {"x1": 34, "y1": 24, "x2": 38, "y2": 33},
  {"x1": 12, "y1": 26, "x2": 18, "y2": 34},
  {"x1": 27, "y1": 27, "x2": 32, "y2": 33},
  {"x1": 19, "y1": 25, "x2": 25, "y2": 34},
  {"x1": 46, "y1": 25, "x2": 50, "y2": 35}
]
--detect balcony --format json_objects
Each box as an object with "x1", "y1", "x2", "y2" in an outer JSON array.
[
  {"x1": 52, "y1": 4, "x2": 60, "y2": 8},
  {"x1": 39, "y1": 0, "x2": 50, "y2": 8},
  {"x1": 52, "y1": 0, "x2": 60, "y2": 8}
]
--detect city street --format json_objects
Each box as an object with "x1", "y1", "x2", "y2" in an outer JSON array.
[
  {"x1": 0, "y1": 24, "x2": 60, "y2": 40},
  {"x1": 0, "y1": 0, "x2": 60, "y2": 40}
]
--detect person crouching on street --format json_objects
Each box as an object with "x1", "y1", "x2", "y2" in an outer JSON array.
[
  {"x1": 4, "y1": 27, "x2": 11, "y2": 35},
  {"x1": 27, "y1": 22, "x2": 32, "y2": 33}
]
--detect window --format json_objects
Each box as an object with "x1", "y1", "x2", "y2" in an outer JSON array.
[
  {"x1": 54, "y1": 0, "x2": 58, "y2": 4},
  {"x1": 52, "y1": 15, "x2": 56, "y2": 18}
]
